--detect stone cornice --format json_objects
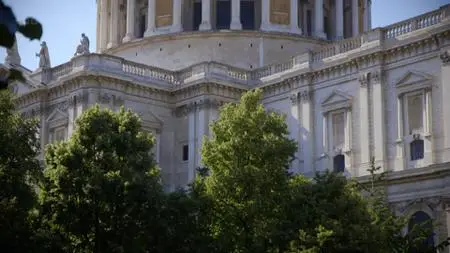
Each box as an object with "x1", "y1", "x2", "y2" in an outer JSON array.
[
  {"x1": 104, "y1": 30, "x2": 328, "y2": 55},
  {"x1": 173, "y1": 97, "x2": 230, "y2": 117},
  {"x1": 14, "y1": 26, "x2": 450, "y2": 110}
]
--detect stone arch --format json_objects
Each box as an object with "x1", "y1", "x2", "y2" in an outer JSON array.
[{"x1": 402, "y1": 202, "x2": 436, "y2": 251}]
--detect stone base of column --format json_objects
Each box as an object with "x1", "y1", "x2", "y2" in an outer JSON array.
[
  {"x1": 260, "y1": 22, "x2": 271, "y2": 31},
  {"x1": 171, "y1": 24, "x2": 183, "y2": 33},
  {"x1": 199, "y1": 22, "x2": 212, "y2": 31},
  {"x1": 106, "y1": 42, "x2": 118, "y2": 49},
  {"x1": 230, "y1": 20, "x2": 242, "y2": 30},
  {"x1": 122, "y1": 34, "x2": 135, "y2": 43},
  {"x1": 314, "y1": 31, "x2": 327, "y2": 39},
  {"x1": 144, "y1": 28, "x2": 156, "y2": 37},
  {"x1": 290, "y1": 27, "x2": 303, "y2": 35}
]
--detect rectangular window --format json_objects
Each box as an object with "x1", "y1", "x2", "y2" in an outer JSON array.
[
  {"x1": 332, "y1": 112, "x2": 345, "y2": 148},
  {"x1": 182, "y1": 144, "x2": 189, "y2": 161},
  {"x1": 52, "y1": 127, "x2": 66, "y2": 143},
  {"x1": 407, "y1": 93, "x2": 424, "y2": 134}
]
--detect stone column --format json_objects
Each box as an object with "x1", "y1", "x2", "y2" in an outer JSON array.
[
  {"x1": 363, "y1": 0, "x2": 370, "y2": 32},
  {"x1": 230, "y1": 0, "x2": 242, "y2": 30},
  {"x1": 290, "y1": 93, "x2": 302, "y2": 172},
  {"x1": 301, "y1": 90, "x2": 314, "y2": 175},
  {"x1": 335, "y1": 0, "x2": 344, "y2": 39},
  {"x1": 290, "y1": 0, "x2": 302, "y2": 34},
  {"x1": 314, "y1": 0, "x2": 326, "y2": 39},
  {"x1": 98, "y1": 0, "x2": 109, "y2": 52},
  {"x1": 171, "y1": 0, "x2": 183, "y2": 32},
  {"x1": 395, "y1": 95, "x2": 405, "y2": 170},
  {"x1": 187, "y1": 105, "x2": 197, "y2": 183},
  {"x1": 441, "y1": 50, "x2": 450, "y2": 161},
  {"x1": 351, "y1": 0, "x2": 359, "y2": 37},
  {"x1": 107, "y1": 0, "x2": 119, "y2": 48},
  {"x1": 371, "y1": 70, "x2": 386, "y2": 169},
  {"x1": 123, "y1": 0, "x2": 136, "y2": 42},
  {"x1": 260, "y1": 0, "x2": 270, "y2": 31},
  {"x1": 199, "y1": 0, "x2": 212, "y2": 30},
  {"x1": 196, "y1": 104, "x2": 207, "y2": 168},
  {"x1": 144, "y1": 0, "x2": 156, "y2": 37},
  {"x1": 358, "y1": 73, "x2": 370, "y2": 174}
]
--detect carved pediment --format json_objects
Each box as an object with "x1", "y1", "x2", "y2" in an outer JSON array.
[
  {"x1": 46, "y1": 109, "x2": 68, "y2": 128},
  {"x1": 395, "y1": 71, "x2": 433, "y2": 94},
  {"x1": 321, "y1": 90, "x2": 352, "y2": 113},
  {"x1": 137, "y1": 110, "x2": 163, "y2": 130}
]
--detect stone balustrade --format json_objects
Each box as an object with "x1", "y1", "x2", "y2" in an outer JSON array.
[{"x1": 27, "y1": 5, "x2": 449, "y2": 92}]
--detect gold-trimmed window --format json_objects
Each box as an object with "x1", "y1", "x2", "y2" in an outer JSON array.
[{"x1": 270, "y1": 0, "x2": 290, "y2": 25}]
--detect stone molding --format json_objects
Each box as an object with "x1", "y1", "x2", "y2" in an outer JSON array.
[
  {"x1": 440, "y1": 50, "x2": 450, "y2": 65},
  {"x1": 290, "y1": 88, "x2": 311, "y2": 104},
  {"x1": 358, "y1": 72, "x2": 369, "y2": 87},
  {"x1": 173, "y1": 98, "x2": 228, "y2": 117}
]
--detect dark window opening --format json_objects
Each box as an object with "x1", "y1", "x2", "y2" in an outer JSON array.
[
  {"x1": 182, "y1": 145, "x2": 189, "y2": 161},
  {"x1": 324, "y1": 16, "x2": 330, "y2": 40},
  {"x1": 193, "y1": 2, "x2": 202, "y2": 31},
  {"x1": 408, "y1": 211, "x2": 434, "y2": 253},
  {"x1": 410, "y1": 139, "x2": 424, "y2": 161},
  {"x1": 306, "y1": 10, "x2": 312, "y2": 36},
  {"x1": 333, "y1": 154, "x2": 345, "y2": 173},
  {"x1": 216, "y1": 0, "x2": 231, "y2": 29},
  {"x1": 139, "y1": 15, "x2": 146, "y2": 38},
  {"x1": 241, "y1": 1, "x2": 255, "y2": 30}
]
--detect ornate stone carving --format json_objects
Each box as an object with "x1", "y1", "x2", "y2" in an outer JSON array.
[
  {"x1": 371, "y1": 70, "x2": 383, "y2": 83},
  {"x1": 74, "y1": 33, "x2": 90, "y2": 56},
  {"x1": 440, "y1": 51, "x2": 450, "y2": 65},
  {"x1": 290, "y1": 89, "x2": 311, "y2": 104},
  {"x1": 358, "y1": 72, "x2": 369, "y2": 87}
]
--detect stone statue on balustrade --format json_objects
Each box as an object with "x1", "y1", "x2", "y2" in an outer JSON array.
[
  {"x1": 74, "y1": 33, "x2": 90, "y2": 56},
  {"x1": 35, "y1": 41, "x2": 51, "y2": 69}
]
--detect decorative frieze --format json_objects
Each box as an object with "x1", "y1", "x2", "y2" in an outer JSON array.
[
  {"x1": 290, "y1": 89, "x2": 311, "y2": 104},
  {"x1": 173, "y1": 98, "x2": 228, "y2": 117}
]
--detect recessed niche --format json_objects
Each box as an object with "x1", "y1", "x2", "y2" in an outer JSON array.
[
  {"x1": 250, "y1": 43, "x2": 253, "y2": 47},
  {"x1": 218, "y1": 42, "x2": 222, "y2": 47},
  {"x1": 188, "y1": 44, "x2": 191, "y2": 48}
]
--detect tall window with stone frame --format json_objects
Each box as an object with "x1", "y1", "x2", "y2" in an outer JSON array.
[
  {"x1": 51, "y1": 127, "x2": 66, "y2": 143},
  {"x1": 405, "y1": 92, "x2": 426, "y2": 161},
  {"x1": 332, "y1": 111, "x2": 346, "y2": 172},
  {"x1": 395, "y1": 71, "x2": 432, "y2": 167},
  {"x1": 321, "y1": 90, "x2": 353, "y2": 173}
]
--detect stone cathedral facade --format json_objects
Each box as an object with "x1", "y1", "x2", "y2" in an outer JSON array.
[{"x1": 2, "y1": 0, "x2": 450, "y2": 246}]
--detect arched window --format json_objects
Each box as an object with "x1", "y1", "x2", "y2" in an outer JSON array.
[
  {"x1": 333, "y1": 154, "x2": 345, "y2": 173},
  {"x1": 408, "y1": 211, "x2": 434, "y2": 253},
  {"x1": 410, "y1": 139, "x2": 424, "y2": 161}
]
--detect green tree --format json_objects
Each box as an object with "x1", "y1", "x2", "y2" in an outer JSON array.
[
  {"x1": 40, "y1": 106, "x2": 164, "y2": 253},
  {"x1": 0, "y1": 90, "x2": 42, "y2": 252},
  {"x1": 200, "y1": 88, "x2": 297, "y2": 253}
]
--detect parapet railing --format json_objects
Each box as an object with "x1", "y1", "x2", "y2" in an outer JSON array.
[{"x1": 30, "y1": 4, "x2": 449, "y2": 89}]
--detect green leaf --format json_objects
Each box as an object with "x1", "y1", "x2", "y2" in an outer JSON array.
[
  {"x1": 18, "y1": 18, "x2": 42, "y2": 41},
  {"x1": 0, "y1": 24, "x2": 15, "y2": 48}
]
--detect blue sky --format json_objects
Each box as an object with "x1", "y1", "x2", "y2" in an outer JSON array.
[{"x1": 1, "y1": 0, "x2": 449, "y2": 70}]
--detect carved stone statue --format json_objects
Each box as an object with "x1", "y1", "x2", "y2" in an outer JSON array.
[
  {"x1": 35, "y1": 41, "x2": 51, "y2": 69},
  {"x1": 74, "y1": 33, "x2": 90, "y2": 56},
  {"x1": 5, "y1": 36, "x2": 21, "y2": 66}
]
